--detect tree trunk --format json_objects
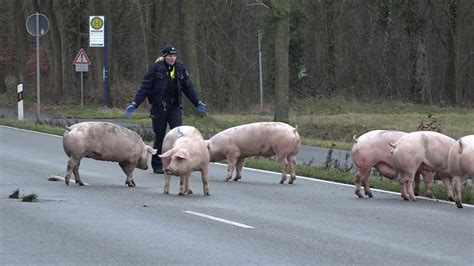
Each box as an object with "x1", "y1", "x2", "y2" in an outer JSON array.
[
  {"x1": 271, "y1": 0, "x2": 290, "y2": 123},
  {"x1": 179, "y1": 0, "x2": 202, "y2": 112},
  {"x1": 444, "y1": 0, "x2": 457, "y2": 106},
  {"x1": 44, "y1": 0, "x2": 63, "y2": 100},
  {"x1": 13, "y1": 0, "x2": 28, "y2": 86},
  {"x1": 324, "y1": 0, "x2": 336, "y2": 96}
]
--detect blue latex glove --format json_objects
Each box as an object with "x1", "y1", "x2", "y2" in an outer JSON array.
[
  {"x1": 125, "y1": 104, "x2": 136, "y2": 117},
  {"x1": 197, "y1": 101, "x2": 207, "y2": 113}
]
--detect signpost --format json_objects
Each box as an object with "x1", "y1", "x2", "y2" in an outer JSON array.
[
  {"x1": 89, "y1": 16, "x2": 109, "y2": 106},
  {"x1": 26, "y1": 12, "x2": 49, "y2": 119},
  {"x1": 73, "y1": 48, "x2": 91, "y2": 108}
]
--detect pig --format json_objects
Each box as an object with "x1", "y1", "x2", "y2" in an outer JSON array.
[
  {"x1": 159, "y1": 126, "x2": 210, "y2": 196},
  {"x1": 448, "y1": 135, "x2": 474, "y2": 208},
  {"x1": 63, "y1": 122, "x2": 157, "y2": 187},
  {"x1": 390, "y1": 131, "x2": 456, "y2": 204},
  {"x1": 206, "y1": 122, "x2": 300, "y2": 184},
  {"x1": 352, "y1": 130, "x2": 426, "y2": 198}
]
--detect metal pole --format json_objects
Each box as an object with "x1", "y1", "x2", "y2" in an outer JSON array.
[
  {"x1": 81, "y1": 72, "x2": 84, "y2": 108},
  {"x1": 103, "y1": 18, "x2": 109, "y2": 107},
  {"x1": 258, "y1": 30, "x2": 264, "y2": 113},
  {"x1": 36, "y1": 12, "x2": 40, "y2": 119}
]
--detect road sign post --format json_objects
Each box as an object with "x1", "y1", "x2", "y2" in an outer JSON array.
[
  {"x1": 73, "y1": 48, "x2": 91, "y2": 108},
  {"x1": 89, "y1": 16, "x2": 109, "y2": 107},
  {"x1": 17, "y1": 84, "x2": 24, "y2": 120},
  {"x1": 26, "y1": 12, "x2": 49, "y2": 120}
]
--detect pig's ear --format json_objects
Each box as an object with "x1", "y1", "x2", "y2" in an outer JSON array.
[
  {"x1": 175, "y1": 149, "x2": 189, "y2": 160},
  {"x1": 147, "y1": 145, "x2": 158, "y2": 155},
  {"x1": 159, "y1": 149, "x2": 173, "y2": 158}
]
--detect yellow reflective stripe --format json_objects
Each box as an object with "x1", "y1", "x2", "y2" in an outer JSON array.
[{"x1": 170, "y1": 66, "x2": 175, "y2": 79}]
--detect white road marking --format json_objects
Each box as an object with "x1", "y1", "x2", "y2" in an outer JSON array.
[
  {"x1": 184, "y1": 210, "x2": 254, "y2": 229},
  {"x1": 3, "y1": 126, "x2": 473, "y2": 208}
]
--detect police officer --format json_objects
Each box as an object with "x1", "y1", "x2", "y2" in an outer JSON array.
[{"x1": 125, "y1": 44, "x2": 206, "y2": 174}]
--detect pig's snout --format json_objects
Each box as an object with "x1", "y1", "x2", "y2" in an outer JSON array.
[{"x1": 165, "y1": 167, "x2": 173, "y2": 175}]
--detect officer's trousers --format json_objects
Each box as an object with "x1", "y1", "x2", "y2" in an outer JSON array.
[{"x1": 151, "y1": 104, "x2": 182, "y2": 171}]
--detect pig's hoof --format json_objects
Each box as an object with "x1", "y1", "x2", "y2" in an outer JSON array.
[
  {"x1": 233, "y1": 176, "x2": 241, "y2": 181},
  {"x1": 366, "y1": 191, "x2": 373, "y2": 198},
  {"x1": 187, "y1": 189, "x2": 193, "y2": 195},
  {"x1": 279, "y1": 179, "x2": 285, "y2": 184},
  {"x1": 414, "y1": 191, "x2": 419, "y2": 196},
  {"x1": 448, "y1": 196, "x2": 455, "y2": 202},
  {"x1": 65, "y1": 180, "x2": 70, "y2": 186},
  {"x1": 126, "y1": 182, "x2": 136, "y2": 187},
  {"x1": 178, "y1": 192, "x2": 185, "y2": 196},
  {"x1": 402, "y1": 195, "x2": 410, "y2": 201},
  {"x1": 456, "y1": 201, "x2": 463, "y2": 208},
  {"x1": 426, "y1": 193, "x2": 433, "y2": 199},
  {"x1": 355, "y1": 191, "x2": 363, "y2": 198},
  {"x1": 76, "y1": 180, "x2": 85, "y2": 186},
  {"x1": 164, "y1": 191, "x2": 169, "y2": 194},
  {"x1": 204, "y1": 192, "x2": 210, "y2": 196},
  {"x1": 225, "y1": 178, "x2": 231, "y2": 182}
]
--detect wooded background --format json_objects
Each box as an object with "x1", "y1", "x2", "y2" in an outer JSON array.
[{"x1": 1, "y1": 0, "x2": 473, "y2": 120}]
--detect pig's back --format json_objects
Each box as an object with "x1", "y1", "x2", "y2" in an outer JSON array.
[
  {"x1": 65, "y1": 122, "x2": 143, "y2": 160},
  {"x1": 351, "y1": 130, "x2": 406, "y2": 165}
]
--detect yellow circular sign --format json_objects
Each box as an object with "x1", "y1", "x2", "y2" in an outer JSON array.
[{"x1": 90, "y1": 17, "x2": 103, "y2": 30}]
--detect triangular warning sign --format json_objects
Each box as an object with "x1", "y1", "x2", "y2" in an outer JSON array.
[{"x1": 73, "y1": 48, "x2": 91, "y2": 65}]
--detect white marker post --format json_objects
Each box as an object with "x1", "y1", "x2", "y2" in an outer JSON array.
[{"x1": 17, "y1": 83, "x2": 24, "y2": 120}]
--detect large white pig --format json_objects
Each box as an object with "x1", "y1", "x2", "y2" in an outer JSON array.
[
  {"x1": 206, "y1": 122, "x2": 300, "y2": 184},
  {"x1": 159, "y1": 126, "x2": 210, "y2": 196},
  {"x1": 390, "y1": 131, "x2": 455, "y2": 204},
  {"x1": 448, "y1": 135, "x2": 474, "y2": 208},
  {"x1": 352, "y1": 130, "x2": 424, "y2": 198},
  {"x1": 63, "y1": 122, "x2": 157, "y2": 187}
]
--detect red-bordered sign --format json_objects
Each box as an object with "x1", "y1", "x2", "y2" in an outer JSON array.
[{"x1": 73, "y1": 48, "x2": 91, "y2": 65}]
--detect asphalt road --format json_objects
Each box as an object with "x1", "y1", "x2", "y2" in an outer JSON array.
[{"x1": 1, "y1": 126, "x2": 473, "y2": 264}]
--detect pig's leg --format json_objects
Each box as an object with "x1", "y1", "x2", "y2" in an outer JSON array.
[
  {"x1": 65, "y1": 158, "x2": 76, "y2": 186},
  {"x1": 201, "y1": 164, "x2": 210, "y2": 196},
  {"x1": 233, "y1": 158, "x2": 246, "y2": 181},
  {"x1": 162, "y1": 156, "x2": 171, "y2": 194},
  {"x1": 163, "y1": 173, "x2": 171, "y2": 194},
  {"x1": 398, "y1": 174, "x2": 411, "y2": 201},
  {"x1": 354, "y1": 167, "x2": 370, "y2": 198},
  {"x1": 288, "y1": 155, "x2": 297, "y2": 184},
  {"x1": 72, "y1": 159, "x2": 85, "y2": 186},
  {"x1": 278, "y1": 155, "x2": 289, "y2": 184},
  {"x1": 413, "y1": 172, "x2": 422, "y2": 197},
  {"x1": 406, "y1": 176, "x2": 417, "y2": 201},
  {"x1": 453, "y1": 175, "x2": 463, "y2": 208},
  {"x1": 225, "y1": 157, "x2": 238, "y2": 182},
  {"x1": 185, "y1": 176, "x2": 193, "y2": 195},
  {"x1": 420, "y1": 171, "x2": 435, "y2": 198},
  {"x1": 178, "y1": 175, "x2": 189, "y2": 196},
  {"x1": 440, "y1": 174, "x2": 455, "y2": 201},
  {"x1": 119, "y1": 162, "x2": 136, "y2": 187}
]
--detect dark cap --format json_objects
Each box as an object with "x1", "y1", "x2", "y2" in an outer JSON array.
[{"x1": 162, "y1": 45, "x2": 177, "y2": 56}]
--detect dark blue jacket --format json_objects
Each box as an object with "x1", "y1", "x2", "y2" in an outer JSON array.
[{"x1": 132, "y1": 59, "x2": 200, "y2": 116}]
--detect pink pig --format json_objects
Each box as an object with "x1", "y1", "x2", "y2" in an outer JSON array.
[
  {"x1": 448, "y1": 135, "x2": 474, "y2": 208},
  {"x1": 63, "y1": 122, "x2": 157, "y2": 187},
  {"x1": 352, "y1": 130, "x2": 417, "y2": 198},
  {"x1": 206, "y1": 122, "x2": 300, "y2": 184},
  {"x1": 159, "y1": 126, "x2": 210, "y2": 196},
  {"x1": 390, "y1": 131, "x2": 455, "y2": 203}
]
